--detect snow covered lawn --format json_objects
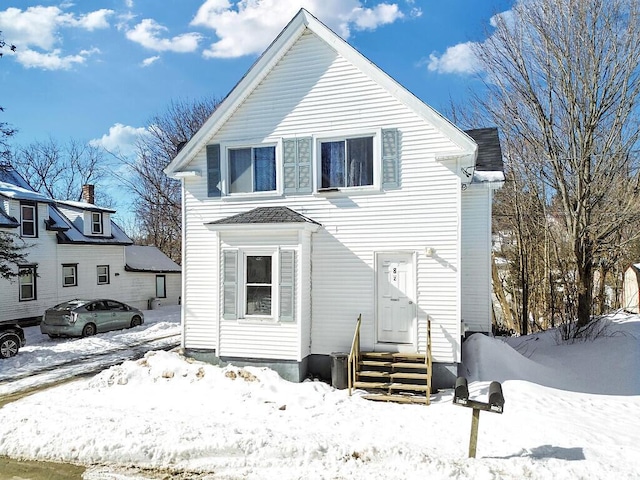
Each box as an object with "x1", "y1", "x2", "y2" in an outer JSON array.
[{"x1": 0, "y1": 311, "x2": 639, "y2": 479}]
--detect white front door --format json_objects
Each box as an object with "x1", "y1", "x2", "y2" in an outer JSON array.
[{"x1": 376, "y1": 252, "x2": 415, "y2": 344}]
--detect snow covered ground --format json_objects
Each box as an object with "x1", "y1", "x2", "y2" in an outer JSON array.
[{"x1": 0, "y1": 309, "x2": 639, "y2": 479}]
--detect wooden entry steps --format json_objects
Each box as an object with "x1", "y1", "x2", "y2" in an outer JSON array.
[
  {"x1": 353, "y1": 351, "x2": 431, "y2": 405},
  {"x1": 348, "y1": 315, "x2": 432, "y2": 405}
]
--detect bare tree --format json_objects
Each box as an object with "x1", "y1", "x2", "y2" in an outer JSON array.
[
  {"x1": 12, "y1": 138, "x2": 113, "y2": 205},
  {"x1": 115, "y1": 97, "x2": 220, "y2": 262},
  {"x1": 474, "y1": 0, "x2": 640, "y2": 333}
]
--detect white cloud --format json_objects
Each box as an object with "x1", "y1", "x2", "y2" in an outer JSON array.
[
  {"x1": 427, "y1": 41, "x2": 481, "y2": 75},
  {"x1": 191, "y1": 0, "x2": 406, "y2": 59},
  {"x1": 350, "y1": 4, "x2": 403, "y2": 32},
  {"x1": 16, "y1": 48, "x2": 96, "y2": 70},
  {"x1": 90, "y1": 123, "x2": 150, "y2": 157},
  {"x1": 126, "y1": 18, "x2": 201, "y2": 52},
  {"x1": 141, "y1": 55, "x2": 160, "y2": 67},
  {"x1": 0, "y1": 5, "x2": 113, "y2": 70}
]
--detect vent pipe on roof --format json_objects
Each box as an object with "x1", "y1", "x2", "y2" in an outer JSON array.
[{"x1": 82, "y1": 184, "x2": 95, "y2": 204}]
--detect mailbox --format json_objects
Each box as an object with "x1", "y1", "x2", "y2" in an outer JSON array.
[
  {"x1": 488, "y1": 381, "x2": 505, "y2": 413},
  {"x1": 454, "y1": 377, "x2": 469, "y2": 404}
]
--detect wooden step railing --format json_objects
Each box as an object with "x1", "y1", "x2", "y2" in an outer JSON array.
[{"x1": 347, "y1": 313, "x2": 362, "y2": 396}]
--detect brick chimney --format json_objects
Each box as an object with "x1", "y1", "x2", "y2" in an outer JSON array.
[{"x1": 82, "y1": 184, "x2": 95, "y2": 204}]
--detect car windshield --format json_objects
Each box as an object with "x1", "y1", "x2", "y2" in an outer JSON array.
[{"x1": 51, "y1": 300, "x2": 90, "y2": 310}]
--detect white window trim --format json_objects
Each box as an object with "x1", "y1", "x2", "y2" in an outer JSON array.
[
  {"x1": 239, "y1": 248, "x2": 278, "y2": 321},
  {"x1": 20, "y1": 204, "x2": 37, "y2": 238},
  {"x1": 18, "y1": 265, "x2": 37, "y2": 301},
  {"x1": 62, "y1": 264, "x2": 78, "y2": 287},
  {"x1": 219, "y1": 139, "x2": 282, "y2": 198},
  {"x1": 314, "y1": 128, "x2": 381, "y2": 193},
  {"x1": 97, "y1": 265, "x2": 110, "y2": 285},
  {"x1": 91, "y1": 212, "x2": 103, "y2": 235}
]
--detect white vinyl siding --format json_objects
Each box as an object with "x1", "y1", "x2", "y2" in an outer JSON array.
[
  {"x1": 179, "y1": 30, "x2": 470, "y2": 363},
  {"x1": 461, "y1": 186, "x2": 493, "y2": 334}
]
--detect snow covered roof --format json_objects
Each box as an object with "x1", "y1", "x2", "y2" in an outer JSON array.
[
  {"x1": 55, "y1": 199, "x2": 116, "y2": 214},
  {"x1": 0, "y1": 180, "x2": 54, "y2": 204},
  {"x1": 125, "y1": 245, "x2": 181, "y2": 273},
  {"x1": 465, "y1": 128, "x2": 505, "y2": 184},
  {"x1": 0, "y1": 208, "x2": 19, "y2": 228}
]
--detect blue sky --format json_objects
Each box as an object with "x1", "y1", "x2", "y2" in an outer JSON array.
[{"x1": 1, "y1": 0, "x2": 513, "y2": 155}]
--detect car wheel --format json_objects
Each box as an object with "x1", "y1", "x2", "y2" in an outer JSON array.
[
  {"x1": 82, "y1": 323, "x2": 97, "y2": 337},
  {"x1": 0, "y1": 334, "x2": 21, "y2": 358},
  {"x1": 48, "y1": 334, "x2": 59, "y2": 339},
  {"x1": 130, "y1": 315, "x2": 143, "y2": 328}
]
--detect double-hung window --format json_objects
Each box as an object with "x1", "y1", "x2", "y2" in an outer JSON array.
[
  {"x1": 63, "y1": 264, "x2": 78, "y2": 287},
  {"x1": 18, "y1": 266, "x2": 36, "y2": 301},
  {"x1": 20, "y1": 203, "x2": 37, "y2": 238},
  {"x1": 97, "y1": 265, "x2": 110, "y2": 285},
  {"x1": 222, "y1": 249, "x2": 296, "y2": 322},
  {"x1": 91, "y1": 212, "x2": 103, "y2": 234},
  {"x1": 228, "y1": 146, "x2": 276, "y2": 194},
  {"x1": 320, "y1": 136, "x2": 374, "y2": 189},
  {"x1": 245, "y1": 255, "x2": 272, "y2": 315}
]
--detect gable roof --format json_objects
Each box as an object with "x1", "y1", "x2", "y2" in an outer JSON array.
[
  {"x1": 125, "y1": 245, "x2": 181, "y2": 273},
  {"x1": 164, "y1": 8, "x2": 476, "y2": 177}
]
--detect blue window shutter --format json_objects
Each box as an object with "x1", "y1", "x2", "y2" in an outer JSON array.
[
  {"x1": 282, "y1": 137, "x2": 312, "y2": 194},
  {"x1": 296, "y1": 137, "x2": 312, "y2": 193},
  {"x1": 382, "y1": 129, "x2": 399, "y2": 188},
  {"x1": 279, "y1": 250, "x2": 295, "y2": 322},
  {"x1": 222, "y1": 250, "x2": 237, "y2": 320},
  {"x1": 283, "y1": 139, "x2": 297, "y2": 193},
  {"x1": 206, "y1": 144, "x2": 221, "y2": 197}
]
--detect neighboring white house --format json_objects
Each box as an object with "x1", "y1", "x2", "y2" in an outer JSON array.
[
  {"x1": 622, "y1": 264, "x2": 640, "y2": 313},
  {"x1": 164, "y1": 9, "x2": 504, "y2": 387},
  {"x1": 0, "y1": 164, "x2": 181, "y2": 324}
]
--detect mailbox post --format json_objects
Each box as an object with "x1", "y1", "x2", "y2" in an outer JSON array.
[{"x1": 453, "y1": 377, "x2": 504, "y2": 458}]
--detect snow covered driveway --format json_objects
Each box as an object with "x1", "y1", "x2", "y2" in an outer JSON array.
[{"x1": 0, "y1": 306, "x2": 181, "y2": 397}]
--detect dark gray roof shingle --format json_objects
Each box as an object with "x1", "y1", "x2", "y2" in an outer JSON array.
[
  {"x1": 465, "y1": 128, "x2": 504, "y2": 172},
  {"x1": 209, "y1": 206, "x2": 320, "y2": 225}
]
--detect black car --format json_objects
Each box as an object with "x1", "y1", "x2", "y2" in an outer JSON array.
[{"x1": 0, "y1": 324, "x2": 26, "y2": 359}]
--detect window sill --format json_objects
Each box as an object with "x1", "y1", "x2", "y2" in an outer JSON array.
[
  {"x1": 221, "y1": 192, "x2": 283, "y2": 202},
  {"x1": 314, "y1": 186, "x2": 381, "y2": 197},
  {"x1": 236, "y1": 316, "x2": 280, "y2": 325}
]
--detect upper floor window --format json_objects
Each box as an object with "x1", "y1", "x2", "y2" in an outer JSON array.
[
  {"x1": 63, "y1": 264, "x2": 78, "y2": 287},
  {"x1": 19, "y1": 266, "x2": 37, "y2": 301},
  {"x1": 20, "y1": 203, "x2": 37, "y2": 238},
  {"x1": 228, "y1": 146, "x2": 276, "y2": 194},
  {"x1": 320, "y1": 136, "x2": 373, "y2": 189},
  {"x1": 91, "y1": 212, "x2": 103, "y2": 234}
]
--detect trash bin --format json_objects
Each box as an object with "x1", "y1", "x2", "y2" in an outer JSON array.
[{"x1": 331, "y1": 352, "x2": 349, "y2": 389}]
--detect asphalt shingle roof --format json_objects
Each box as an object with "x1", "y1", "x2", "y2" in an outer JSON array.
[
  {"x1": 209, "y1": 206, "x2": 320, "y2": 226},
  {"x1": 465, "y1": 128, "x2": 504, "y2": 172}
]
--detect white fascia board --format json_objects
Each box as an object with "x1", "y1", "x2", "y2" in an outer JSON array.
[
  {"x1": 164, "y1": 12, "x2": 309, "y2": 178},
  {"x1": 206, "y1": 222, "x2": 320, "y2": 234},
  {"x1": 303, "y1": 12, "x2": 477, "y2": 158}
]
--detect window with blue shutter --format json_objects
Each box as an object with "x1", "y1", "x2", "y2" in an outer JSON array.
[
  {"x1": 207, "y1": 144, "x2": 221, "y2": 197},
  {"x1": 222, "y1": 250, "x2": 237, "y2": 319},
  {"x1": 279, "y1": 250, "x2": 296, "y2": 322},
  {"x1": 382, "y1": 128, "x2": 399, "y2": 188},
  {"x1": 283, "y1": 137, "x2": 312, "y2": 194}
]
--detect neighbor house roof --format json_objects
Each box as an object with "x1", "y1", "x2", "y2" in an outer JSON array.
[
  {"x1": 164, "y1": 8, "x2": 477, "y2": 178},
  {"x1": 124, "y1": 245, "x2": 181, "y2": 273}
]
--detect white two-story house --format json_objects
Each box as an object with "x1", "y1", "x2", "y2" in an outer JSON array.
[
  {"x1": 0, "y1": 165, "x2": 181, "y2": 324},
  {"x1": 164, "y1": 9, "x2": 504, "y2": 388}
]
